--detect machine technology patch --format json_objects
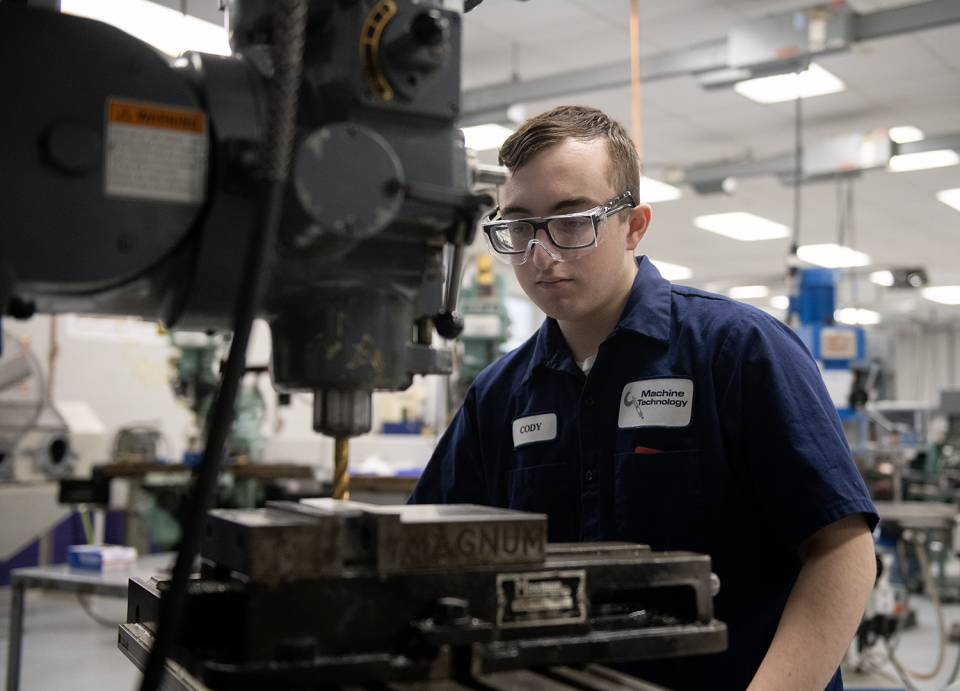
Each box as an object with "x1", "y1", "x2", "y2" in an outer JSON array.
[
  {"x1": 496, "y1": 569, "x2": 586, "y2": 628},
  {"x1": 104, "y1": 98, "x2": 207, "y2": 204},
  {"x1": 618, "y1": 377, "x2": 694, "y2": 428}
]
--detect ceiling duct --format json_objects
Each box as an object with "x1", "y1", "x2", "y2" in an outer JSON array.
[
  {"x1": 683, "y1": 128, "x2": 960, "y2": 192},
  {"x1": 460, "y1": 0, "x2": 960, "y2": 123}
]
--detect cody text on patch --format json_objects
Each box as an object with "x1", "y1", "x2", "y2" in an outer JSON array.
[{"x1": 512, "y1": 413, "x2": 558, "y2": 447}]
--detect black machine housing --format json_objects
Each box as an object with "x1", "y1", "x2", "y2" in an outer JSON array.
[{"x1": 0, "y1": 0, "x2": 480, "y2": 436}]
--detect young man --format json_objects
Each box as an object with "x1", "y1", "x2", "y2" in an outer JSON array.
[{"x1": 410, "y1": 105, "x2": 878, "y2": 691}]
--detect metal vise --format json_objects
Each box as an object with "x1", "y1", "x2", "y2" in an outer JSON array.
[{"x1": 120, "y1": 502, "x2": 726, "y2": 690}]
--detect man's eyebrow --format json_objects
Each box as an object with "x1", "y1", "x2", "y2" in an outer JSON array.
[
  {"x1": 500, "y1": 203, "x2": 531, "y2": 217},
  {"x1": 501, "y1": 197, "x2": 600, "y2": 217},
  {"x1": 551, "y1": 197, "x2": 599, "y2": 213}
]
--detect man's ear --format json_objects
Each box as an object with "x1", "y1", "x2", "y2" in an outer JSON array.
[{"x1": 625, "y1": 204, "x2": 651, "y2": 251}]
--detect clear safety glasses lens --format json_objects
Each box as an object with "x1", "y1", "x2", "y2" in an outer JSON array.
[
  {"x1": 483, "y1": 230, "x2": 601, "y2": 266},
  {"x1": 481, "y1": 191, "x2": 635, "y2": 266},
  {"x1": 487, "y1": 217, "x2": 597, "y2": 254}
]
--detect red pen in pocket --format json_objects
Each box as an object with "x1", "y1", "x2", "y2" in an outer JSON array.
[{"x1": 635, "y1": 446, "x2": 662, "y2": 454}]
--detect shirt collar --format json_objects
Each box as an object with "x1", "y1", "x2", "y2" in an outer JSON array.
[
  {"x1": 615, "y1": 255, "x2": 673, "y2": 344},
  {"x1": 522, "y1": 255, "x2": 672, "y2": 384},
  {"x1": 523, "y1": 313, "x2": 581, "y2": 384}
]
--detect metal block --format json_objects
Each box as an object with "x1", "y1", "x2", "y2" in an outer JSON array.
[
  {"x1": 369, "y1": 504, "x2": 548, "y2": 572},
  {"x1": 296, "y1": 500, "x2": 549, "y2": 572},
  {"x1": 271, "y1": 498, "x2": 375, "y2": 567},
  {"x1": 205, "y1": 502, "x2": 549, "y2": 584},
  {"x1": 202, "y1": 507, "x2": 342, "y2": 585}
]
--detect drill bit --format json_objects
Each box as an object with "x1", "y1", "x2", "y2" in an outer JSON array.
[{"x1": 333, "y1": 436, "x2": 350, "y2": 500}]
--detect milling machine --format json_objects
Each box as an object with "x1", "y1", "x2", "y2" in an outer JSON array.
[{"x1": 0, "y1": 1, "x2": 727, "y2": 688}]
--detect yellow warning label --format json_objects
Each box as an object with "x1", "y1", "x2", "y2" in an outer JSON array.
[
  {"x1": 107, "y1": 99, "x2": 205, "y2": 134},
  {"x1": 104, "y1": 98, "x2": 208, "y2": 204}
]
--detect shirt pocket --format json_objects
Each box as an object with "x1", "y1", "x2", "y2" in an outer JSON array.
[
  {"x1": 507, "y1": 463, "x2": 577, "y2": 542},
  {"x1": 613, "y1": 450, "x2": 707, "y2": 553}
]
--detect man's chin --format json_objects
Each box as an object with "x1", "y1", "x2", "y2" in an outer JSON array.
[{"x1": 532, "y1": 295, "x2": 582, "y2": 323}]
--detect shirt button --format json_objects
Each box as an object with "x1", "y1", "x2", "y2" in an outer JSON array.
[
  {"x1": 585, "y1": 470, "x2": 595, "y2": 482},
  {"x1": 583, "y1": 397, "x2": 595, "y2": 407}
]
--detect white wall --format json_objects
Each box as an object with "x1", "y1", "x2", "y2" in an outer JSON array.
[
  {"x1": 4, "y1": 314, "x2": 203, "y2": 465},
  {"x1": 895, "y1": 323, "x2": 960, "y2": 407}
]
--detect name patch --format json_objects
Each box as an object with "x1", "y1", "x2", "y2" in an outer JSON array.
[
  {"x1": 618, "y1": 378, "x2": 694, "y2": 428},
  {"x1": 512, "y1": 413, "x2": 557, "y2": 447}
]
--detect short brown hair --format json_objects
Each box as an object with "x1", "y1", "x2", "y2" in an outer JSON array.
[{"x1": 498, "y1": 105, "x2": 641, "y2": 204}]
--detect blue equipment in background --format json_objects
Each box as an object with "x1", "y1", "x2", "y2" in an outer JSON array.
[{"x1": 790, "y1": 268, "x2": 866, "y2": 417}]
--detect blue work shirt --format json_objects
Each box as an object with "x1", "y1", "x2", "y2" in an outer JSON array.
[{"x1": 410, "y1": 256, "x2": 878, "y2": 691}]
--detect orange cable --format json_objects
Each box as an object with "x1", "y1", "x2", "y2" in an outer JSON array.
[{"x1": 629, "y1": 0, "x2": 642, "y2": 157}]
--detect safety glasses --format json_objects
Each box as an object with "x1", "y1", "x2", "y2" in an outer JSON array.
[{"x1": 481, "y1": 191, "x2": 636, "y2": 265}]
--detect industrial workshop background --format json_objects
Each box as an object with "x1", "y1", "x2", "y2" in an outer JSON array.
[{"x1": 1, "y1": 0, "x2": 960, "y2": 690}]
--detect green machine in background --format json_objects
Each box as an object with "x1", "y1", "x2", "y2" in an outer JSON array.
[
  {"x1": 168, "y1": 332, "x2": 219, "y2": 458},
  {"x1": 453, "y1": 255, "x2": 511, "y2": 407},
  {"x1": 120, "y1": 330, "x2": 272, "y2": 544},
  {"x1": 169, "y1": 331, "x2": 267, "y2": 466}
]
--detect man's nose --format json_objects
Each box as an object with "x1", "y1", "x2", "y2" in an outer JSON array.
[{"x1": 530, "y1": 229, "x2": 558, "y2": 270}]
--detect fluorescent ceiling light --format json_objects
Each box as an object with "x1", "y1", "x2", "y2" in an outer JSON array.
[
  {"x1": 936, "y1": 188, "x2": 960, "y2": 212},
  {"x1": 640, "y1": 176, "x2": 682, "y2": 203},
  {"x1": 888, "y1": 126, "x2": 924, "y2": 144},
  {"x1": 870, "y1": 270, "x2": 895, "y2": 287},
  {"x1": 923, "y1": 286, "x2": 960, "y2": 305},
  {"x1": 770, "y1": 295, "x2": 790, "y2": 310},
  {"x1": 693, "y1": 212, "x2": 789, "y2": 241},
  {"x1": 797, "y1": 243, "x2": 870, "y2": 268},
  {"x1": 733, "y1": 63, "x2": 845, "y2": 104},
  {"x1": 888, "y1": 149, "x2": 960, "y2": 172},
  {"x1": 729, "y1": 285, "x2": 769, "y2": 299},
  {"x1": 649, "y1": 259, "x2": 692, "y2": 281},
  {"x1": 506, "y1": 104, "x2": 527, "y2": 124},
  {"x1": 836, "y1": 308, "x2": 880, "y2": 325},
  {"x1": 462, "y1": 124, "x2": 514, "y2": 152},
  {"x1": 61, "y1": 0, "x2": 231, "y2": 56}
]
